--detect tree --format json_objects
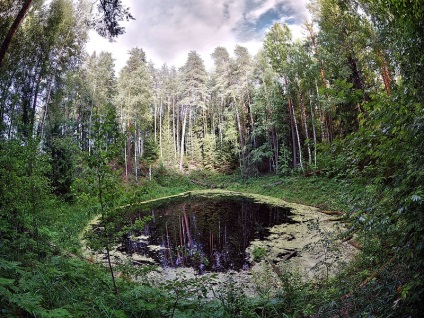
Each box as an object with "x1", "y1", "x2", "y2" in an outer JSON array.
[
  {"x1": 0, "y1": 0, "x2": 35, "y2": 67},
  {"x1": 251, "y1": 49, "x2": 288, "y2": 174},
  {"x1": 84, "y1": 51, "x2": 118, "y2": 153},
  {"x1": 141, "y1": 137, "x2": 159, "y2": 180},
  {"x1": 178, "y1": 51, "x2": 208, "y2": 171},
  {"x1": 93, "y1": 0, "x2": 134, "y2": 40},
  {"x1": 359, "y1": 0, "x2": 423, "y2": 97},
  {"x1": 311, "y1": 0, "x2": 371, "y2": 136},
  {"x1": 0, "y1": 0, "x2": 90, "y2": 141},
  {"x1": 228, "y1": 45, "x2": 254, "y2": 174},
  {"x1": 264, "y1": 23, "x2": 302, "y2": 171},
  {"x1": 117, "y1": 47, "x2": 153, "y2": 179},
  {"x1": 210, "y1": 46, "x2": 234, "y2": 169},
  {"x1": 87, "y1": 110, "x2": 121, "y2": 295},
  {"x1": 0, "y1": 0, "x2": 133, "y2": 66}
]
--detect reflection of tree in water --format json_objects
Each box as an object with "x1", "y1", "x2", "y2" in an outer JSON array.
[{"x1": 119, "y1": 197, "x2": 293, "y2": 272}]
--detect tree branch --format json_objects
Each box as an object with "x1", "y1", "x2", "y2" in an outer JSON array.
[{"x1": 0, "y1": 0, "x2": 33, "y2": 66}]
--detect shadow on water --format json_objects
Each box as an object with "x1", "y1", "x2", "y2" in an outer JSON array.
[{"x1": 115, "y1": 195, "x2": 296, "y2": 273}]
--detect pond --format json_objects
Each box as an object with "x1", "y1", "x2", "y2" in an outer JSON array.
[
  {"x1": 84, "y1": 190, "x2": 356, "y2": 283},
  {"x1": 115, "y1": 193, "x2": 296, "y2": 273}
]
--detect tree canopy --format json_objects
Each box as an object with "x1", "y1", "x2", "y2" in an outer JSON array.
[{"x1": 0, "y1": 0, "x2": 423, "y2": 316}]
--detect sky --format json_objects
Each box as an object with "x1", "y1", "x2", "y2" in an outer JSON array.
[{"x1": 85, "y1": 0, "x2": 311, "y2": 72}]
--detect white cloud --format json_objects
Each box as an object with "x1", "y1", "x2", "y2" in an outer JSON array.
[
  {"x1": 246, "y1": 0, "x2": 279, "y2": 21},
  {"x1": 85, "y1": 0, "x2": 310, "y2": 72}
]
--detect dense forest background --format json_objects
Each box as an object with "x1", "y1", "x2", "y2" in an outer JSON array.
[{"x1": 0, "y1": 0, "x2": 423, "y2": 317}]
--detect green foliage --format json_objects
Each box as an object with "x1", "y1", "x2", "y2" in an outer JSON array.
[
  {"x1": 313, "y1": 62, "x2": 424, "y2": 316},
  {"x1": 251, "y1": 246, "x2": 267, "y2": 262},
  {"x1": 247, "y1": 144, "x2": 273, "y2": 175},
  {"x1": 213, "y1": 276, "x2": 256, "y2": 318},
  {"x1": 153, "y1": 164, "x2": 192, "y2": 189},
  {"x1": 0, "y1": 0, "x2": 423, "y2": 315},
  {"x1": 202, "y1": 133, "x2": 218, "y2": 170},
  {"x1": 0, "y1": 257, "x2": 74, "y2": 318},
  {"x1": 264, "y1": 23, "x2": 291, "y2": 75},
  {"x1": 45, "y1": 132, "x2": 77, "y2": 201},
  {"x1": 0, "y1": 139, "x2": 53, "y2": 259},
  {"x1": 142, "y1": 137, "x2": 159, "y2": 165},
  {"x1": 277, "y1": 144, "x2": 291, "y2": 176}
]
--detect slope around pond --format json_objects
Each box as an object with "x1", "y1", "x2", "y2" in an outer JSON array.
[{"x1": 82, "y1": 189, "x2": 356, "y2": 293}]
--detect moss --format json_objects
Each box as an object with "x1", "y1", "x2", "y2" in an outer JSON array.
[{"x1": 82, "y1": 189, "x2": 357, "y2": 291}]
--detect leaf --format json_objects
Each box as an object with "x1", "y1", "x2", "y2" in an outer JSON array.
[
  {"x1": 0, "y1": 259, "x2": 21, "y2": 271},
  {"x1": 9, "y1": 292, "x2": 43, "y2": 313},
  {"x1": 0, "y1": 277, "x2": 15, "y2": 286},
  {"x1": 41, "y1": 308, "x2": 72, "y2": 318},
  {"x1": 411, "y1": 194, "x2": 422, "y2": 203}
]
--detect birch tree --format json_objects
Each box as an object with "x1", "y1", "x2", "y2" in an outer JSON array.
[
  {"x1": 178, "y1": 51, "x2": 208, "y2": 171},
  {"x1": 117, "y1": 47, "x2": 153, "y2": 180},
  {"x1": 264, "y1": 23, "x2": 303, "y2": 172}
]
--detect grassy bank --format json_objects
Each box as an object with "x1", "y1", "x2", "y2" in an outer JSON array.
[
  {"x1": 189, "y1": 171, "x2": 371, "y2": 212},
  {"x1": 47, "y1": 171, "x2": 367, "y2": 254},
  {"x1": 3, "y1": 171, "x2": 397, "y2": 318}
]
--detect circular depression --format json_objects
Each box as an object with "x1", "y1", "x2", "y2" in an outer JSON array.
[
  {"x1": 84, "y1": 191, "x2": 298, "y2": 273},
  {"x1": 83, "y1": 190, "x2": 356, "y2": 279}
]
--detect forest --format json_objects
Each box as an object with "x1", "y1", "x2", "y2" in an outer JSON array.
[{"x1": 0, "y1": 0, "x2": 423, "y2": 317}]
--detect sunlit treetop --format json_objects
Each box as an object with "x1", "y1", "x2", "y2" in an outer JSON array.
[{"x1": 92, "y1": 0, "x2": 134, "y2": 40}]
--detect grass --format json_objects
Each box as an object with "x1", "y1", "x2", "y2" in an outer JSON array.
[
  {"x1": 28, "y1": 170, "x2": 386, "y2": 317},
  {"x1": 190, "y1": 171, "x2": 367, "y2": 213}
]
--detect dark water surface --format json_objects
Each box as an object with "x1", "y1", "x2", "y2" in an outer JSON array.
[{"x1": 118, "y1": 195, "x2": 295, "y2": 273}]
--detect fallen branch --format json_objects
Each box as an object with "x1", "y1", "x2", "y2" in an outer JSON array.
[
  {"x1": 319, "y1": 209, "x2": 343, "y2": 216},
  {"x1": 343, "y1": 237, "x2": 362, "y2": 249},
  {"x1": 359, "y1": 253, "x2": 397, "y2": 288},
  {"x1": 341, "y1": 252, "x2": 398, "y2": 300},
  {"x1": 282, "y1": 250, "x2": 298, "y2": 261}
]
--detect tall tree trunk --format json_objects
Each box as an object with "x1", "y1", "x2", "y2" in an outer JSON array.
[
  {"x1": 139, "y1": 131, "x2": 144, "y2": 157},
  {"x1": 247, "y1": 91, "x2": 256, "y2": 148},
  {"x1": 315, "y1": 81, "x2": 329, "y2": 143},
  {"x1": 31, "y1": 67, "x2": 42, "y2": 134},
  {"x1": 38, "y1": 78, "x2": 53, "y2": 138},
  {"x1": 348, "y1": 53, "x2": 365, "y2": 93},
  {"x1": 286, "y1": 86, "x2": 298, "y2": 168},
  {"x1": 159, "y1": 97, "x2": 163, "y2": 158},
  {"x1": 272, "y1": 128, "x2": 279, "y2": 173},
  {"x1": 172, "y1": 96, "x2": 177, "y2": 160},
  {"x1": 0, "y1": 0, "x2": 33, "y2": 66},
  {"x1": 211, "y1": 112, "x2": 216, "y2": 144},
  {"x1": 154, "y1": 99, "x2": 157, "y2": 142},
  {"x1": 233, "y1": 96, "x2": 244, "y2": 168},
  {"x1": 307, "y1": 23, "x2": 333, "y2": 142},
  {"x1": 320, "y1": 67, "x2": 334, "y2": 143},
  {"x1": 219, "y1": 96, "x2": 224, "y2": 144},
  {"x1": 309, "y1": 90, "x2": 318, "y2": 167},
  {"x1": 376, "y1": 49, "x2": 392, "y2": 95},
  {"x1": 134, "y1": 122, "x2": 138, "y2": 182},
  {"x1": 300, "y1": 91, "x2": 312, "y2": 165},
  {"x1": 203, "y1": 102, "x2": 207, "y2": 138},
  {"x1": 166, "y1": 96, "x2": 171, "y2": 163},
  {"x1": 179, "y1": 107, "x2": 187, "y2": 171},
  {"x1": 291, "y1": 98, "x2": 303, "y2": 173},
  {"x1": 20, "y1": 72, "x2": 32, "y2": 139},
  {"x1": 176, "y1": 101, "x2": 180, "y2": 158},
  {"x1": 188, "y1": 106, "x2": 193, "y2": 162},
  {"x1": 120, "y1": 102, "x2": 127, "y2": 178},
  {"x1": 126, "y1": 119, "x2": 132, "y2": 178}
]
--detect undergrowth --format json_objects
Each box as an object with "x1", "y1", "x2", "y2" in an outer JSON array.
[{"x1": 1, "y1": 169, "x2": 418, "y2": 317}]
